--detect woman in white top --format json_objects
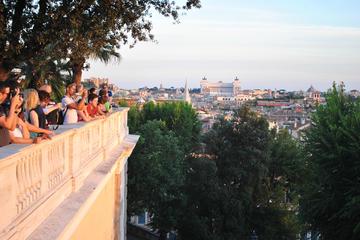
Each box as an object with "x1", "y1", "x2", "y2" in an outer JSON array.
[{"x1": 8, "y1": 101, "x2": 54, "y2": 144}]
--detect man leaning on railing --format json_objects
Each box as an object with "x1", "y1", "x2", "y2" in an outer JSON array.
[{"x1": 61, "y1": 83, "x2": 88, "y2": 124}]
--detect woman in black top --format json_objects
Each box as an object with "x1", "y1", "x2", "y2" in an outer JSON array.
[{"x1": 29, "y1": 105, "x2": 47, "y2": 129}]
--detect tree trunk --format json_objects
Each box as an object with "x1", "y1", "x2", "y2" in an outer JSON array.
[
  {"x1": 72, "y1": 60, "x2": 84, "y2": 85},
  {"x1": 0, "y1": 62, "x2": 10, "y2": 81},
  {"x1": 28, "y1": 72, "x2": 44, "y2": 89},
  {"x1": 0, "y1": 1, "x2": 7, "y2": 53},
  {"x1": 10, "y1": 0, "x2": 27, "y2": 49}
]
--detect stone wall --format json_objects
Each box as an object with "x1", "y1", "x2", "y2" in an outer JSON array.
[{"x1": 0, "y1": 109, "x2": 138, "y2": 240}]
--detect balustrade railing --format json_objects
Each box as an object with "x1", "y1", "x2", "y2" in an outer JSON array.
[{"x1": 0, "y1": 108, "x2": 129, "y2": 239}]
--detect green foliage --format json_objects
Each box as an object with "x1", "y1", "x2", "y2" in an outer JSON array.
[
  {"x1": 202, "y1": 107, "x2": 272, "y2": 239},
  {"x1": 177, "y1": 156, "x2": 221, "y2": 240},
  {"x1": 0, "y1": 0, "x2": 201, "y2": 84},
  {"x1": 127, "y1": 102, "x2": 201, "y2": 238},
  {"x1": 178, "y1": 107, "x2": 304, "y2": 240},
  {"x1": 127, "y1": 120, "x2": 185, "y2": 232},
  {"x1": 128, "y1": 101, "x2": 305, "y2": 239},
  {"x1": 256, "y1": 129, "x2": 304, "y2": 239},
  {"x1": 300, "y1": 83, "x2": 360, "y2": 240},
  {"x1": 128, "y1": 105, "x2": 143, "y2": 133},
  {"x1": 118, "y1": 99, "x2": 129, "y2": 107},
  {"x1": 129, "y1": 101, "x2": 201, "y2": 152}
]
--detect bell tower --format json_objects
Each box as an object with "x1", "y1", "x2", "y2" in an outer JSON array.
[
  {"x1": 233, "y1": 76, "x2": 241, "y2": 96},
  {"x1": 200, "y1": 76, "x2": 208, "y2": 94}
]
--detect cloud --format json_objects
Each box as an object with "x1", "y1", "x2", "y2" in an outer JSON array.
[{"x1": 84, "y1": 6, "x2": 360, "y2": 90}]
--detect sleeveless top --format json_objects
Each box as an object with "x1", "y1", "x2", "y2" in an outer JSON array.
[{"x1": 29, "y1": 105, "x2": 47, "y2": 129}]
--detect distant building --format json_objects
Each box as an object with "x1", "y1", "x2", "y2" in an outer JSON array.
[
  {"x1": 257, "y1": 100, "x2": 291, "y2": 107},
  {"x1": 83, "y1": 77, "x2": 109, "y2": 88},
  {"x1": 200, "y1": 77, "x2": 241, "y2": 96},
  {"x1": 252, "y1": 89, "x2": 271, "y2": 97},
  {"x1": 350, "y1": 89, "x2": 360, "y2": 98},
  {"x1": 159, "y1": 82, "x2": 165, "y2": 92},
  {"x1": 197, "y1": 110, "x2": 216, "y2": 132},
  {"x1": 130, "y1": 212, "x2": 151, "y2": 226},
  {"x1": 306, "y1": 85, "x2": 322, "y2": 103}
]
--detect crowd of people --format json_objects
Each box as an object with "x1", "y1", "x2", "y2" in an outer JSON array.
[{"x1": 0, "y1": 81, "x2": 113, "y2": 147}]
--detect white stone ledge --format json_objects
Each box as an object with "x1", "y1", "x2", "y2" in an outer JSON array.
[
  {"x1": 0, "y1": 108, "x2": 132, "y2": 240},
  {"x1": 28, "y1": 135, "x2": 139, "y2": 240}
]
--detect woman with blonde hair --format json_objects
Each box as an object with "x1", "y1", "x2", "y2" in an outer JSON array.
[
  {"x1": 8, "y1": 99, "x2": 53, "y2": 144},
  {"x1": 24, "y1": 89, "x2": 47, "y2": 129}
]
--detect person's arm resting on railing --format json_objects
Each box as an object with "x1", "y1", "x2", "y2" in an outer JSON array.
[{"x1": 25, "y1": 121, "x2": 53, "y2": 136}]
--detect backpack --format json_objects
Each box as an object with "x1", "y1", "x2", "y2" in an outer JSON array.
[
  {"x1": 57, "y1": 108, "x2": 68, "y2": 125},
  {"x1": 46, "y1": 108, "x2": 60, "y2": 125}
]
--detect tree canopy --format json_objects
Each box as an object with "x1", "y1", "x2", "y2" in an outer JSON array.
[
  {"x1": 129, "y1": 101, "x2": 201, "y2": 152},
  {"x1": 184, "y1": 107, "x2": 304, "y2": 240},
  {"x1": 0, "y1": 0, "x2": 201, "y2": 85},
  {"x1": 128, "y1": 103, "x2": 304, "y2": 239},
  {"x1": 127, "y1": 101, "x2": 201, "y2": 240},
  {"x1": 127, "y1": 120, "x2": 185, "y2": 239},
  {"x1": 300, "y1": 83, "x2": 360, "y2": 240}
]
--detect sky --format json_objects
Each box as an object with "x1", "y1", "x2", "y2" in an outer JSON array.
[{"x1": 83, "y1": 0, "x2": 360, "y2": 91}]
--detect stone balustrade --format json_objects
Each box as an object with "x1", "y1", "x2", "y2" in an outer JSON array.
[{"x1": 0, "y1": 108, "x2": 131, "y2": 240}]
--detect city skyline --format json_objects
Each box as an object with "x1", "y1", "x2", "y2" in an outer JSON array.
[{"x1": 83, "y1": 0, "x2": 360, "y2": 91}]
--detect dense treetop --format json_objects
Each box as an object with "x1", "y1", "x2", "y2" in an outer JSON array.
[
  {"x1": 0, "y1": 0, "x2": 201, "y2": 87},
  {"x1": 300, "y1": 83, "x2": 360, "y2": 240}
]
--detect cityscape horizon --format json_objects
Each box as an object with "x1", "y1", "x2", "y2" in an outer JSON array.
[
  {"x1": 83, "y1": 0, "x2": 360, "y2": 91},
  {"x1": 84, "y1": 71, "x2": 360, "y2": 92}
]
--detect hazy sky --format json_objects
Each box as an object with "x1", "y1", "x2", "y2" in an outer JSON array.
[{"x1": 83, "y1": 0, "x2": 360, "y2": 91}]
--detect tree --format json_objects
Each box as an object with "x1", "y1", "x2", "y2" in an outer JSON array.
[
  {"x1": 130, "y1": 101, "x2": 201, "y2": 152},
  {"x1": 128, "y1": 104, "x2": 305, "y2": 239},
  {"x1": 254, "y1": 129, "x2": 304, "y2": 239},
  {"x1": 201, "y1": 107, "x2": 272, "y2": 239},
  {"x1": 1, "y1": 0, "x2": 201, "y2": 84},
  {"x1": 127, "y1": 102, "x2": 201, "y2": 239},
  {"x1": 0, "y1": 0, "x2": 32, "y2": 80},
  {"x1": 178, "y1": 107, "x2": 304, "y2": 240},
  {"x1": 127, "y1": 120, "x2": 185, "y2": 240},
  {"x1": 300, "y1": 83, "x2": 360, "y2": 240},
  {"x1": 0, "y1": 0, "x2": 64, "y2": 84},
  {"x1": 127, "y1": 105, "x2": 142, "y2": 133},
  {"x1": 45, "y1": 0, "x2": 202, "y2": 85},
  {"x1": 177, "y1": 155, "x2": 221, "y2": 240}
]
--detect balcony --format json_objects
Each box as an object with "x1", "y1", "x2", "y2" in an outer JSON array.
[{"x1": 0, "y1": 109, "x2": 139, "y2": 240}]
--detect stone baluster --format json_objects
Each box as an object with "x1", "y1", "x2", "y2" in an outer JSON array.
[
  {"x1": 0, "y1": 109, "x2": 130, "y2": 237},
  {"x1": 16, "y1": 150, "x2": 42, "y2": 214},
  {"x1": 47, "y1": 139, "x2": 67, "y2": 190},
  {"x1": 16, "y1": 158, "x2": 26, "y2": 213},
  {"x1": 91, "y1": 124, "x2": 101, "y2": 155}
]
